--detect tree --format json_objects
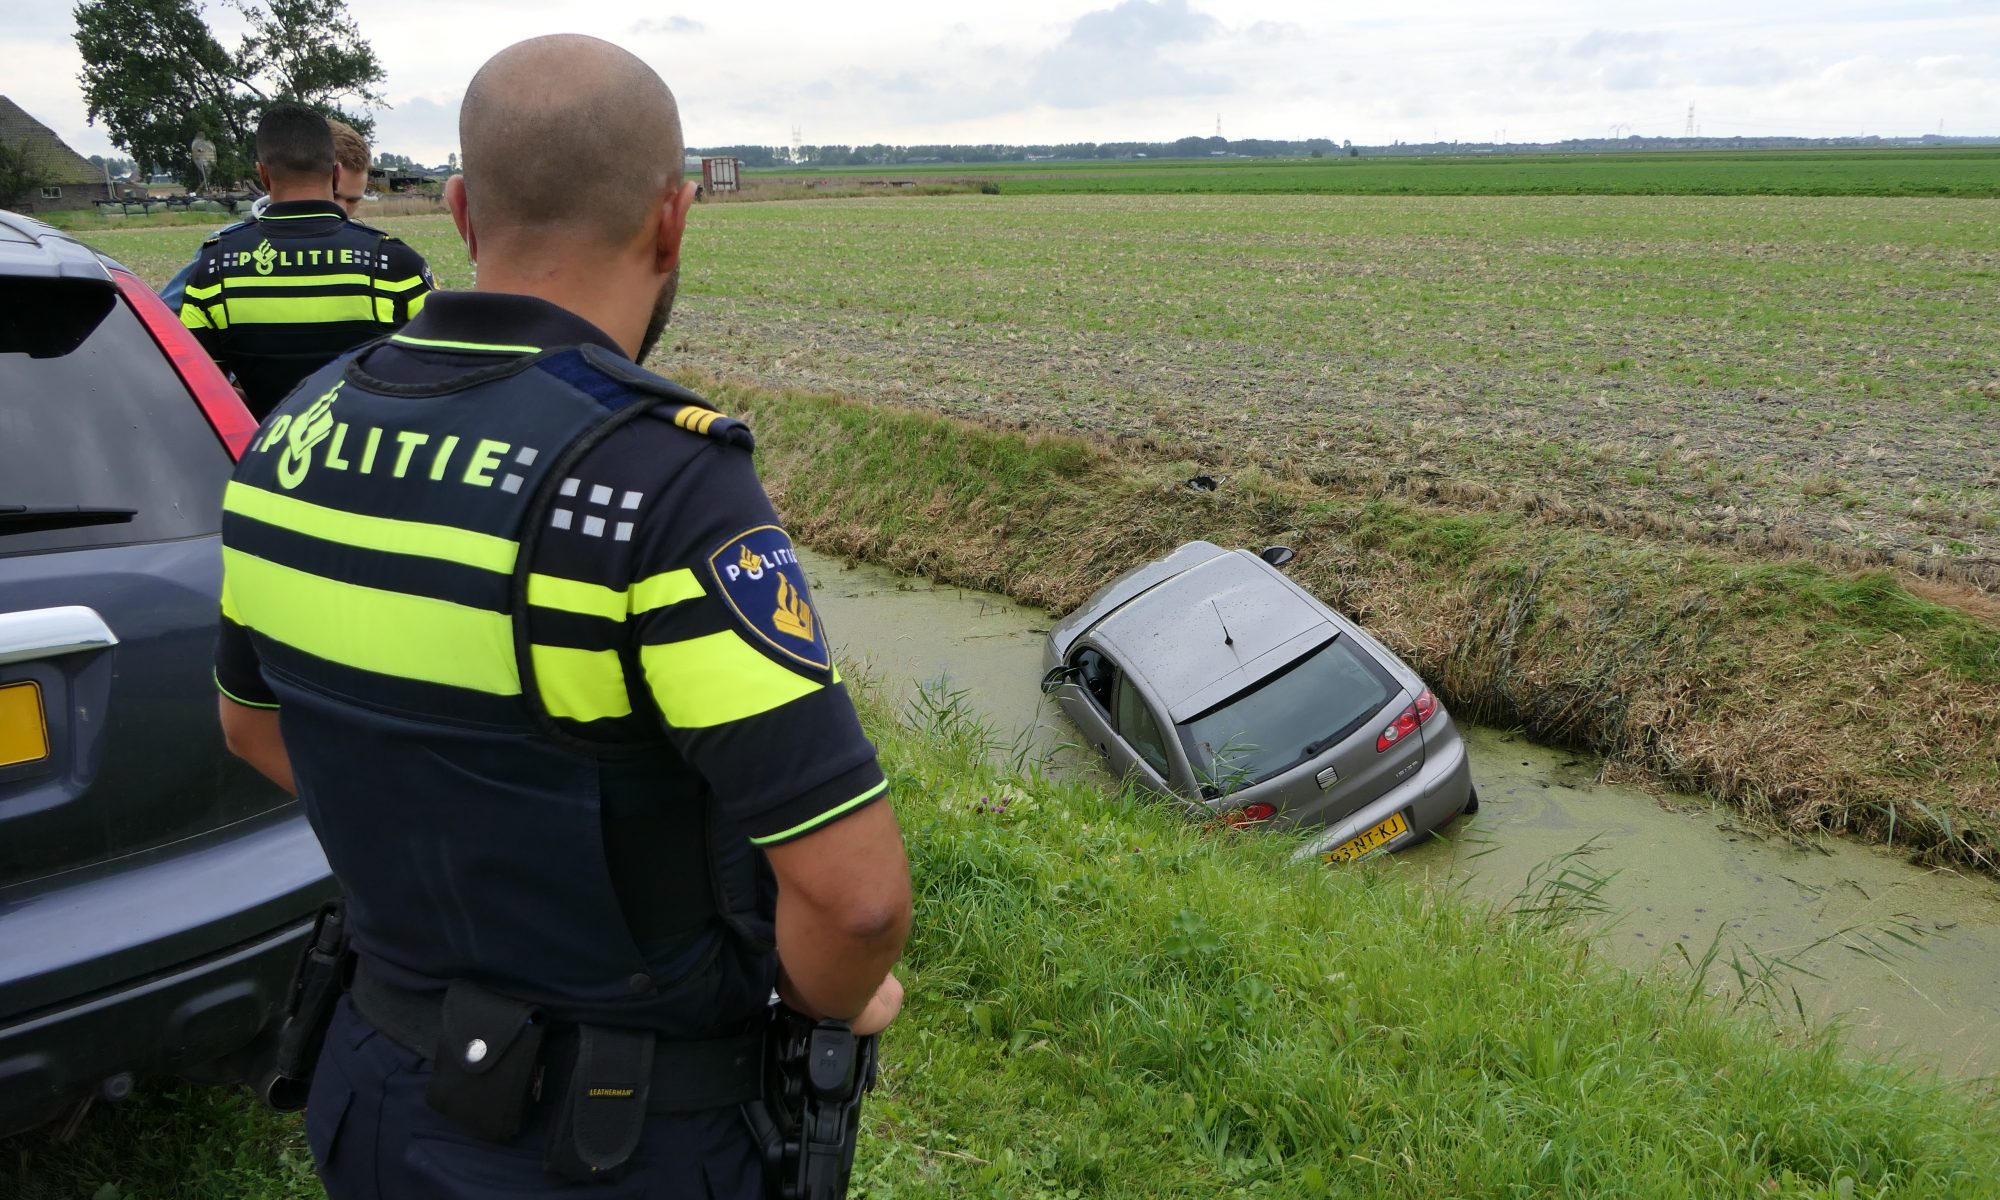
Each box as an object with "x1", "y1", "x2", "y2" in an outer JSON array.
[
  {"x1": 0, "y1": 138, "x2": 51, "y2": 204},
  {"x1": 74, "y1": 0, "x2": 386, "y2": 190}
]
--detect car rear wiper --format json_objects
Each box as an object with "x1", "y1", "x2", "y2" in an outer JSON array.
[{"x1": 0, "y1": 505, "x2": 138, "y2": 535}]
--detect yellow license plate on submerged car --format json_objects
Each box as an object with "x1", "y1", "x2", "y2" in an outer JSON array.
[
  {"x1": 0, "y1": 681, "x2": 50, "y2": 768},
  {"x1": 1322, "y1": 811, "x2": 1409, "y2": 864}
]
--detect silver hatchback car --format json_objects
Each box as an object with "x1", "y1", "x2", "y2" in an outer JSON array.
[{"x1": 1041, "y1": 541, "x2": 1477, "y2": 862}]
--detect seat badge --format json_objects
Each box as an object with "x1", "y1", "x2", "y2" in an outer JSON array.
[
  {"x1": 1316, "y1": 766, "x2": 1339, "y2": 791},
  {"x1": 708, "y1": 525, "x2": 831, "y2": 671}
]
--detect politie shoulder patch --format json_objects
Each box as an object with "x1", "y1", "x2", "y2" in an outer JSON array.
[{"x1": 707, "y1": 525, "x2": 830, "y2": 671}]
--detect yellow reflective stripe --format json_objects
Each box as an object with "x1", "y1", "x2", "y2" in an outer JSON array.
[
  {"x1": 527, "y1": 573, "x2": 627, "y2": 621},
  {"x1": 375, "y1": 297, "x2": 394, "y2": 322},
  {"x1": 214, "y1": 669, "x2": 280, "y2": 710},
  {"x1": 222, "y1": 273, "x2": 376, "y2": 289},
  {"x1": 180, "y1": 304, "x2": 214, "y2": 331},
  {"x1": 375, "y1": 275, "x2": 428, "y2": 292},
  {"x1": 183, "y1": 282, "x2": 221, "y2": 301},
  {"x1": 749, "y1": 780, "x2": 888, "y2": 846},
  {"x1": 224, "y1": 481, "x2": 518, "y2": 573},
  {"x1": 639, "y1": 631, "x2": 821, "y2": 728},
  {"x1": 221, "y1": 548, "x2": 520, "y2": 694},
  {"x1": 390, "y1": 333, "x2": 540, "y2": 354},
  {"x1": 631, "y1": 569, "x2": 703, "y2": 614},
  {"x1": 531, "y1": 646, "x2": 628, "y2": 720},
  {"x1": 407, "y1": 290, "x2": 428, "y2": 316},
  {"x1": 224, "y1": 294, "x2": 378, "y2": 325},
  {"x1": 530, "y1": 645, "x2": 631, "y2": 721}
]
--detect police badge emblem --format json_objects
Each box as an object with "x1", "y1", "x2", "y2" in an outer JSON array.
[{"x1": 708, "y1": 525, "x2": 831, "y2": 671}]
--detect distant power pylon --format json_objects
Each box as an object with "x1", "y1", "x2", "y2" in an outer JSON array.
[
  {"x1": 1684, "y1": 103, "x2": 1696, "y2": 137},
  {"x1": 790, "y1": 124, "x2": 802, "y2": 162},
  {"x1": 1215, "y1": 113, "x2": 1222, "y2": 138}
]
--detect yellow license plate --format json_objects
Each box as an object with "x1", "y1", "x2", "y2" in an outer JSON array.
[
  {"x1": 1322, "y1": 811, "x2": 1409, "y2": 864},
  {"x1": 0, "y1": 681, "x2": 50, "y2": 768}
]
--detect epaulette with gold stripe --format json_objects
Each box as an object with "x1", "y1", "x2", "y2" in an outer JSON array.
[{"x1": 571, "y1": 343, "x2": 754, "y2": 450}]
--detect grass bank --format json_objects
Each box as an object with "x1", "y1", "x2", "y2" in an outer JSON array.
[
  {"x1": 11, "y1": 691, "x2": 1999, "y2": 1198},
  {"x1": 705, "y1": 376, "x2": 2000, "y2": 873}
]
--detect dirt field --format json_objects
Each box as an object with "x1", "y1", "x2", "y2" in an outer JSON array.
[{"x1": 654, "y1": 194, "x2": 2000, "y2": 585}]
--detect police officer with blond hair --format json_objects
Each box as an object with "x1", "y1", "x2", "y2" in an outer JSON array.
[{"x1": 215, "y1": 35, "x2": 910, "y2": 1198}]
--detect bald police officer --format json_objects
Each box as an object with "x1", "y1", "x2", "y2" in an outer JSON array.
[
  {"x1": 178, "y1": 103, "x2": 432, "y2": 418},
  {"x1": 216, "y1": 37, "x2": 910, "y2": 1198}
]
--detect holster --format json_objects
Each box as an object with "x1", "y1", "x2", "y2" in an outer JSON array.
[
  {"x1": 264, "y1": 900, "x2": 353, "y2": 1112},
  {"x1": 744, "y1": 1005, "x2": 880, "y2": 1200},
  {"x1": 424, "y1": 980, "x2": 547, "y2": 1142}
]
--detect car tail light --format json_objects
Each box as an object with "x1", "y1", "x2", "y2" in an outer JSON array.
[
  {"x1": 1223, "y1": 802, "x2": 1277, "y2": 828},
  {"x1": 110, "y1": 269, "x2": 257, "y2": 460},
  {"x1": 1376, "y1": 688, "x2": 1440, "y2": 752}
]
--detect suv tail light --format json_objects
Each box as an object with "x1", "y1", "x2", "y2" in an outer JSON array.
[
  {"x1": 1376, "y1": 688, "x2": 1440, "y2": 752},
  {"x1": 110, "y1": 269, "x2": 257, "y2": 460}
]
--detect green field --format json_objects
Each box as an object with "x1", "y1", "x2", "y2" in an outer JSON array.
[
  {"x1": 777, "y1": 149, "x2": 2000, "y2": 198},
  {"x1": 13, "y1": 693, "x2": 2000, "y2": 1199}
]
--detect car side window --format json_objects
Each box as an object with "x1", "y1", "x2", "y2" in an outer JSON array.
[
  {"x1": 1071, "y1": 647, "x2": 1115, "y2": 713},
  {"x1": 1113, "y1": 673, "x2": 1172, "y2": 779}
]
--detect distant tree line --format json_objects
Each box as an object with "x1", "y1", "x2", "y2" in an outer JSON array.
[
  {"x1": 693, "y1": 131, "x2": 1997, "y2": 170},
  {"x1": 692, "y1": 136, "x2": 1343, "y2": 168}
]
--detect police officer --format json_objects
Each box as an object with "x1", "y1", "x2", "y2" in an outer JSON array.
[
  {"x1": 214, "y1": 35, "x2": 911, "y2": 1199},
  {"x1": 177, "y1": 103, "x2": 433, "y2": 418},
  {"x1": 160, "y1": 117, "x2": 377, "y2": 313}
]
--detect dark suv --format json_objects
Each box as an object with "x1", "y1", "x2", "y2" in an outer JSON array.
[{"x1": 0, "y1": 210, "x2": 335, "y2": 1136}]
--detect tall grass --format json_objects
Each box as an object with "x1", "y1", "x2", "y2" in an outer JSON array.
[{"x1": 9, "y1": 690, "x2": 1997, "y2": 1197}]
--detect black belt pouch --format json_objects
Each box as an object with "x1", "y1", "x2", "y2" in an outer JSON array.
[
  {"x1": 545, "y1": 1024, "x2": 656, "y2": 1181},
  {"x1": 425, "y1": 980, "x2": 547, "y2": 1141}
]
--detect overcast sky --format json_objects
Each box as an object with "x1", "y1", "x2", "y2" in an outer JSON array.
[{"x1": 5, "y1": 0, "x2": 1997, "y2": 164}]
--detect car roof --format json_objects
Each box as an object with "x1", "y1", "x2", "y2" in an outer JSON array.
[
  {"x1": 1091, "y1": 549, "x2": 1345, "y2": 723},
  {"x1": 0, "y1": 209, "x2": 116, "y2": 283}
]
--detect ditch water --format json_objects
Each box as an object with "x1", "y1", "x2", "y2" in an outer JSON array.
[{"x1": 798, "y1": 549, "x2": 2000, "y2": 1083}]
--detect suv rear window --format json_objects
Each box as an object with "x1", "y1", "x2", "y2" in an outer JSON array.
[{"x1": 1, "y1": 280, "x2": 230, "y2": 557}]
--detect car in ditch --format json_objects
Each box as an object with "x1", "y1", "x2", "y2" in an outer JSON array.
[
  {"x1": 0, "y1": 209, "x2": 336, "y2": 1137},
  {"x1": 1040, "y1": 541, "x2": 1476, "y2": 862}
]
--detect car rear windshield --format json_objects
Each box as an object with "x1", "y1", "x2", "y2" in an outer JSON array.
[
  {"x1": 0, "y1": 279, "x2": 230, "y2": 557},
  {"x1": 1178, "y1": 634, "x2": 1395, "y2": 790}
]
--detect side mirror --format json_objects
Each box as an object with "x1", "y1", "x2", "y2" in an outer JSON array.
[
  {"x1": 1259, "y1": 545, "x2": 1296, "y2": 568},
  {"x1": 1040, "y1": 664, "x2": 1078, "y2": 695}
]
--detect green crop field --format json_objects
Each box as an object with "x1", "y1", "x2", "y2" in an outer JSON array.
[{"x1": 776, "y1": 148, "x2": 2000, "y2": 198}]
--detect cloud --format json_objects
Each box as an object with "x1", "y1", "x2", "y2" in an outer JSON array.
[
  {"x1": 630, "y1": 16, "x2": 706, "y2": 36},
  {"x1": 1570, "y1": 30, "x2": 1667, "y2": 59},
  {"x1": 1244, "y1": 20, "x2": 1301, "y2": 46},
  {"x1": 1024, "y1": 0, "x2": 1233, "y2": 109},
  {"x1": 371, "y1": 95, "x2": 462, "y2": 159}
]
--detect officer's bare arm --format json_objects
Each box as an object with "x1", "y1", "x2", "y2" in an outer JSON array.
[
  {"x1": 762, "y1": 800, "x2": 912, "y2": 1031},
  {"x1": 218, "y1": 697, "x2": 297, "y2": 795}
]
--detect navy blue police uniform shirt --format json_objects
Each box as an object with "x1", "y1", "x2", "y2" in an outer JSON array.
[{"x1": 215, "y1": 291, "x2": 886, "y2": 847}]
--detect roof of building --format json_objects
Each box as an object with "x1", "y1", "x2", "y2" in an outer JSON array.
[{"x1": 0, "y1": 96, "x2": 105, "y2": 185}]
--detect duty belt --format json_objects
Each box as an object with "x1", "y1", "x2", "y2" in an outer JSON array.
[{"x1": 350, "y1": 960, "x2": 764, "y2": 1115}]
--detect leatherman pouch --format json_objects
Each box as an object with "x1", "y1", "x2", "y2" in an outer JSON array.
[
  {"x1": 545, "y1": 1024, "x2": 655, "y2": 1181},
  {"x1": 424, "y1": 980, "x2": 546, "y2": 1141}
]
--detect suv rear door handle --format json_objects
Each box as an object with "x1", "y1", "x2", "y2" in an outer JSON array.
[{"x1": 0, "y1": 606, "x2": 119, "y2": 665}]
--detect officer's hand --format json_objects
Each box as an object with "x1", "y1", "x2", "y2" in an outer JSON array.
[{"x1": 850, "y1": 972, "x2": 904, "y2": 1037}]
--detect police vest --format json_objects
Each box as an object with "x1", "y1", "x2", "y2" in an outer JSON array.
[
  {"x1": 220, "y1": 345, "x2": 773, "y2": 1034},
  {"x1": 181, "y1": 213, "x2": 429, "y2": 417}
]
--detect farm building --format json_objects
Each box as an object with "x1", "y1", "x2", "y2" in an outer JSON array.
[{"x1": 0, "y1": 96, "x2": 114, "y2": 214}]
